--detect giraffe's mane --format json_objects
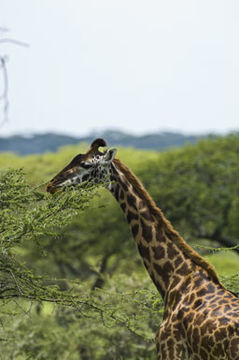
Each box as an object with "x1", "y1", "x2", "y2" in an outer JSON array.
[{"x1": 113, "y1": 158, "x2": 221, "y2": 286}]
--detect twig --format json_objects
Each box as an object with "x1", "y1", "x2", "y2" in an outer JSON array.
[
  {"x1": 9, "y1": 270, "x2": 23, "y2": 295},
  {"x1": 0, "y1": 38, "x2": 29, "y2": 47},
  {"x1": 0, "y1": 32, "x2": 29, "y2": 128},
  {"x1": 0, "y1": 56, "x2": 9, "y2": 127}
]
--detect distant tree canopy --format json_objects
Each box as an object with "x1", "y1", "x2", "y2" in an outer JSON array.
[
  {"x1": 0, "y1": 134, "x2": 239, "y2": 359},
  {"x1": 0, "y1": 130, "x2": 208, "y2": 155}
]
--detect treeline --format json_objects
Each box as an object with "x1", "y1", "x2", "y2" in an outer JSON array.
[
  {"x1": 0, "y1": 130, "x2": 208, "y2": 155},
  {"x1": 0, "y1": 134, "x2": 239, "y2": 359}
]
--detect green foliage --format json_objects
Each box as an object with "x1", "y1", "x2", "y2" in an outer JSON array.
[
  {"x1": 0, "y1": 167, "x2": 161, "y2": 359},
  {"x1": 0, "y1": 167, "x2": 99, "y2": 299},
  {"x1": 1, "y1": 275, "x2": 161, "y2": 360},
  {"x1": 205, "y1": 251, "x2": 239, "y2": 276},
  {"x1": 139, "y1": 134, "x2": 239, "y2": 248}
]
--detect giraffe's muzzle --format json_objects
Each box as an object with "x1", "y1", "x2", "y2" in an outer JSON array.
[{"x1": 46, "y1": 182, "x2": 58, "y2": 194}]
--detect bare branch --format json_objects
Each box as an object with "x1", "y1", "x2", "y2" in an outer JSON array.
[
  {"x1": 0, "y1": 27, "x2": 9, "y2": 34},
  {"x1": 0, "y1": 28, "x2": 29, "y2": 128},
  {"x1": 0, "y1": 56, "x2": 9, "y2": 127},
  {"x1": 0, "y1": 38, "x2": 29, "y2": 47}
]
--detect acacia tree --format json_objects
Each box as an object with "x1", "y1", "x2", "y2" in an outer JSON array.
[
  {"x1": 0, "y1": 168, "x2": 99, "y2": 302},
  {"x1": 0, "y1": 168, "x2": 162, "y2": 359}
]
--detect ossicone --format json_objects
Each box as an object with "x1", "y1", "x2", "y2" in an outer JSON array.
[{"x1": 90, "y1": 138, "x2": 107, "y2": 154}]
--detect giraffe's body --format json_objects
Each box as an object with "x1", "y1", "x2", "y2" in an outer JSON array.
[{"x1": 47, "y1": 139, "x2": 239, "y2": 359}]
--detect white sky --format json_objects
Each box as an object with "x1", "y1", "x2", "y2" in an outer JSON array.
[{"x1": 1, "y1": 0, "x2": 239, "y2": 136}]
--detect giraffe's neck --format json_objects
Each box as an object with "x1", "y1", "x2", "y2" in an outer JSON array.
[{"x1": 109, "y1": 159, "x2": 221, "y2": 301}]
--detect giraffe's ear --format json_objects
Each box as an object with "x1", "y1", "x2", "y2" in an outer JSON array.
[
  {"x1": 90, "y1": 138, "x2": 107, "y2": 154},
  {"x1": 105, "y1": 148, "x2": 117, "y2": 162}
]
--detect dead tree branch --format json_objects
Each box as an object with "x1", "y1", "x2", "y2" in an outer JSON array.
[{"x1": 0, "y1": 28, "x2": 29, "y2": 128}]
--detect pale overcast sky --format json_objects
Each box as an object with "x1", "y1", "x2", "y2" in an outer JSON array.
[{"x1": 1, "y1": 0, "x2": 239, "y2": 136}]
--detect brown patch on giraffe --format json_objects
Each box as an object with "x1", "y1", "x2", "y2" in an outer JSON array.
[
  {"x1": 131, "y1": 224, "x2": 139, "y2": 237},
  {"x1": 152, "y1": 245, "x2": 165, "y2": 260},
  {"x1": 155, "y1": 225, "x2": 165, "y2": 243},
  {"x1": 176, "y1": 262, "x2": 190, "y2": 276},
  {"x1": 193, "y1": 299, "x2": 203, "y2": 309},
  {"x1": 114, "y1": 184, "x2": 120, "y2": 201},
  {"x1": 185, "y1": 312, "x2": 194, "y2": 325},
  {"x1": 163, "y1": 261, "x2": 174, "y2": 275},
  {"x1": 197, "y1": 288, "x2": 208, "y2": 297},
  {"x1": 127, "y1": 194, "x2": 137, "y2": 210},
  {"x1": 218, "y1": 299, "x2": 228, "y2": 305},
  {"x1": 153, "y1": 261, "x2": 174, "y2": 289},
  {"x1": 228, "y1": 311, "x2": 239, "y2": 318},
  {"x1": 126, "y1": 209, "x2": 138, "y2": 223},
  {"x1": 192, "y1": 327, "x2": 200, "y2": 352},
  {"x1": 207, "y1": 283, "x2": 216, "y2": 294},
  {"x1": 140, "y1": 218, "x2": 153, "y2": 243},
  {"x1": 174, "y1": 255, "x2": 183, "y2": 268},
  {"x1": 219, "y1": 316, "x2": 230, "y2": 325},
  {"x1": 156, "y1": 341, "x2": 160, "y2": 353},
  {"x1": 140, "y1": 210, "x2": 154, "y2": 222},
  {"x1": 214, "y1": 329, "x2": 226, "y2": 342},
  {"x1": 119, "y1": 188, "x2": 124, "y2": 200},
  {"x1": 176, "y1": 308, "x2": 184, "y2": 321},
  {"x1": 138, "y1": 242, "x2": 150, "y2": 263},
  {"x1": 224, "y1": 304, "x2": 232, "y2": 313},
  {"x1": 153, "y1": 262, "x2": 169, "y2": 288},
  {"x1": 201, "y1": 335, "x2": 214, "y2": 348},
  {"x1": 200, "y1": 319, "x2": 217, "y2": 335},
  {"x1": 212, "y1": 343, "x2": 224, "y2": 356},
  {"x1": 120, "y1": 202, "x2": 126, "y2": 212},
  {"x1": 150, "y1": 271, "x2": 165, "y2": 297},
  {"x1": 195, "y1": 313, "x2": 206, "y2": 326},
  {"x1": 192, "y1": 355, "x2": 200, "y2": 360},
  {"x1": 211, "y1": 306, "x2": 223, "y2": 317},
  {"x1": 167, "y1": 243, "x2": 179, "y2": 260},
  {"x1": 167, "y1": 338, "x2": 174, "y2": 358},
  {"x1": 180, "y1": 276, "x2": 191, "y2": 293},
  {"x1": 230, "y1": 337, "x2": 239, "y2": 358},
  {"x1": 199, "y1": 347, "x2": 208, "y2": 359},
  {"x1": 194, "y1": 276, "x2": 204, "y2": 288},
  {"x1": 228, "y1": 325, "x2": 235, "y2": 337}
]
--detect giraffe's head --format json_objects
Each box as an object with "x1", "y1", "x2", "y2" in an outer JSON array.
[{"x1": 46, "y1": 138, "x2": 117, "y2": 194}]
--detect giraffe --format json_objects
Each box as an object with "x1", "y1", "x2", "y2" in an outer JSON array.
[{"x1": 46, "y1": 138, "x2": 239, "y2": 360}]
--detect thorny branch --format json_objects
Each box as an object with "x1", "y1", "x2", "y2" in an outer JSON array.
[{"x1": 0, "y1": 28, "x2": 29, "y2": 128}]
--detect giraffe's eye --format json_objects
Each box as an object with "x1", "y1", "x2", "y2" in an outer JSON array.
[{"x1": 80, "y1": 162, "x2": 92, "y2": 169}]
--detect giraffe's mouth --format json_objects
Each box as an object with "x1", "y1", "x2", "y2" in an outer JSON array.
[{"x1": 46, "y1": 182, "x2": 59, "y2": 194}]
